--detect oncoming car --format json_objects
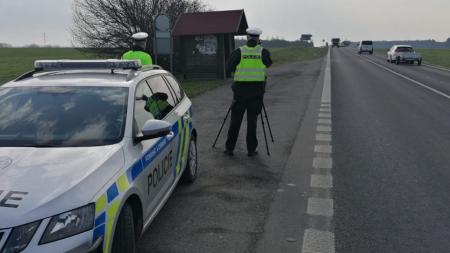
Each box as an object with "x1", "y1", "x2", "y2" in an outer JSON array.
[{"x1": 0, "y1": 60, "x2": 198, "y2": 253}]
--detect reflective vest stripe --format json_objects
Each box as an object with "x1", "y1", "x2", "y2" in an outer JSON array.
[{"x1": 236, "y1": 68, "x2": 267, "y2": 72}]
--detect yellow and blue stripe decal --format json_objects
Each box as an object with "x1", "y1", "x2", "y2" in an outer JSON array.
[{"x1": 92, "y1": 113, "x2": 192, "y2": 252}]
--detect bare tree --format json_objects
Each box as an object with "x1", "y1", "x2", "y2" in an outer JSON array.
[{"x1": 71, "y1": 0, "x2": 205, "y2": 51}]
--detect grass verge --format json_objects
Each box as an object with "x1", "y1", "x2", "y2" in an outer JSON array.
[
  {"x1": 0, "y1": 47, "x2": 327, "y2": 98},
  {"x1": 269, "y1": 47, "x2": 328, "y2": 66},
  {"x1": 180, "y1": 79, "x2": 226, "y2": 98},
  {"x1": 0, "y1": 48, "x2": 98, "y2": 84}
]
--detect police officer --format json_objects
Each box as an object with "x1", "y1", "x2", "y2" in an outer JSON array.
[
  {"x1": 122, "y1": 32, "x2": 153, "y2": 66},
  {"x1": 143, "y1": 92, "x2": 174, "y2": 120},
  {"x1": 224, "y1": 28, "x2": 272, "y2": 157}
]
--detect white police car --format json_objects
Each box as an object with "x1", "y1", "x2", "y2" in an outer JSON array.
[{"x1": 0, "y1": 60, "x2": 198, "y2": 253}]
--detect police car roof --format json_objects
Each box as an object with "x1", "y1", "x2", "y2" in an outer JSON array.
[
  {"x1": 5, "y1": 69, "x2": 169, "y2": 88},
  {"x1": 7, "y1": 71, "x2": 132, "y2": 88}
]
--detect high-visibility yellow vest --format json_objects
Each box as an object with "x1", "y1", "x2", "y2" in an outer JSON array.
[
  {"x1": 234, "y1": 45, "x2": 266, "y2": 82},
  {"x1": 145, "y1": 98, "x2": 171, "y2": 120},
  {"x1": 122, "y1": 50, "x2": 153, "y2": 66}
]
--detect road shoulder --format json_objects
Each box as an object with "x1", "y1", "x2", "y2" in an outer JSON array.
[{"x1": 258, "y1": 49, "x2": 334, "y2": 253}]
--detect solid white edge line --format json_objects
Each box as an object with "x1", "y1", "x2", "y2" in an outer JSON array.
[
  {"x1": 423, "y1": 63, "x2": 450, "y2": 73},
  {"x1": 362, "y1": 57, "x2": 450, "y2": 100}
]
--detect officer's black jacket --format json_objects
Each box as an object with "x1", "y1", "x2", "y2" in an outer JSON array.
[{"x1": 227, "y1": 40, "x2": 273, "y2": 86}]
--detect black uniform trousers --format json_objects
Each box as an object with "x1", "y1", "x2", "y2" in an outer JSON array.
[{"x1": 225, "y1": 83, "x2": 265, "y2": 153}]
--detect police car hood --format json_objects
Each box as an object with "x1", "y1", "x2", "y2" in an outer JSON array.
[{"x1": 0, "y1": 145, "x2": 124, "y2": 228}]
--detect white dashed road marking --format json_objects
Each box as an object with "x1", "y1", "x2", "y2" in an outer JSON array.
[
  {"x1": 317, "y1": 126, "x2": 332, "y2": 133},
  {"x1": 318, "y1": 119, "x2": 332, "y2": 125},
  {"x1": 313, "y1": 157, "x2": 333, "y2": 169},
  {"x1": 316, "y1": 134, "x2": 332, "y2": 142},
  {"x1": 303, "y1": 229, "x2": 335, "y2": 253},
  {"x1": 307, "y1": 198, "x2": 334, "y2": 217},
  {"x1": 302, "y1": 48, "x2": 335, "y2": 253},
  {"x1": 319, "y1": 113, "x2": 332, "y2": 118},
  {"x1": 311, "y1": 174, "x2": 333, "y2": 189},
  {"x1": 315, "y1": 145, "x2": 332, "y2": 154}
]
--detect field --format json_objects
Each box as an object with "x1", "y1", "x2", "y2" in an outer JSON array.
[
  {"x1": 269, "y1": 47, "x2": 328, "y2": 66},
  {"x1": 0, "y1": 47, "x2": 327, "y2": 96},
  {"x1": 0, "y1": 48, "x2": 102, "y2": 84},
  {"x1": 375, "y1": 48, "x2": 450, "y2": 69}
]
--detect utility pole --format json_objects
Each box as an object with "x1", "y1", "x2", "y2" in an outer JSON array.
[{"x1": 43, "y1": 32, "x2": 46, "y2": 46}]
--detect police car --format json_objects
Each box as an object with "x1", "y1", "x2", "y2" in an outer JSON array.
[{"x1": 0, "y1": 60, "x2": 198, "y2": 253}]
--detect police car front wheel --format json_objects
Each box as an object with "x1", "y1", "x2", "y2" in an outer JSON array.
[{"x1": 112, "y1": 203, "x2": 136, "y2": 253}]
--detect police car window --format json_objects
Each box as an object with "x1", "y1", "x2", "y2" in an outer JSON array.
[
  {"x1": 0, "y1": 87, "x2": 128, "y2": 147},
  {"x1": 134, "y1": 81, "x2": 155, "y2": 135},
  {"x1": 145, "y1": 76, "x2": 176, "y2": 119},
  {"x1": 164, "y1": 75, "x2": 185, "y2": 102}
]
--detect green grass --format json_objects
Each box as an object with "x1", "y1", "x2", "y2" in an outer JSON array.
[
  {"x1": 269, "y1": 47, "x2": 328, "y2": 66},
  {"x1": 0, "y1": 48, "x2": 98, "y2": 84},
  {"x1": 0, "y1": 47, "x2": 223, "y2": 97},
  {"x1": 0, "y1": 47, "x2": 327, "y2": 97},
  {"x1": 417, "y1": 49, "x2": 450, "y2": 69},
  {"x1": 180, "y1": 80, "x2": 225, "y2": 97},
  {"x1": 376, "y1": 48, "x2": 450, "y2": 69}
]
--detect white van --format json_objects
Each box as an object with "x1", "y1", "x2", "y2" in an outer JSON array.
[{"x1": 358, "y1": 41, "x2": 374, "y2": 54}]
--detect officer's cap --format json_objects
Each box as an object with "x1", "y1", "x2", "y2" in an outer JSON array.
[
  {"x1": 246, "y1": 27, "x2": 263, "y2": 37},
  {"x1": 132, "y1": 32, "x2": 149, "y2": 41}
]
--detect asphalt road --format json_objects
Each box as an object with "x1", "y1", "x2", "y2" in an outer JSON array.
[
  {"x1": 137, "y1": 58, "x2": 324, "y2": 253},
  {"x1": 332, "y1": 48, "x2": 450, "y2": 252},
  {"x1": 136, "y1": 47, "x2": 450, "y2": 253}
]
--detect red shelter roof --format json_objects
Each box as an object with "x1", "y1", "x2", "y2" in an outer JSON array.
[{"x1": 172, "y1": 10, "x2": 248, "y2": 36}]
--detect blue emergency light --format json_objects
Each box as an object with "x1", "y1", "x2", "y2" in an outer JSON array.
[{"x1": 34, "y1": 60, "x2": 142, "y2": 71}]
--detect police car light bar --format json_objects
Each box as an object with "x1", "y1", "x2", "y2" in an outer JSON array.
[{"x1": 34, "y1": 60, "x2": 142, "y2": 71}]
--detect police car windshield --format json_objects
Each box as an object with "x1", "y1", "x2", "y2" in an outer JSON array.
[{"x1": 0, "y1": 86, "x2": 128, "y2": 147}]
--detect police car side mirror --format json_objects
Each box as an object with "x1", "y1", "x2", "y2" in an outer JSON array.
[{"x1": 135, "y1": 120, "x2": 172, "y2": 142}]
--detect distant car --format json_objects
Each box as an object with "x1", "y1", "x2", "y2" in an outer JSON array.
[
  {"x1": 387, "y1": 45, "x2": 422, "y2": 65},
  {"x1": 0, "y1": 60, "x2": 198, "y2": 253},
  {"x1": 358, "y1": 41, "x2": 374, "y2": 54}
]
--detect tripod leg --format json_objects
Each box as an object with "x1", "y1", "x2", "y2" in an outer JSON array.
[
  {"x1": 262, "y1": 103, "x2": 274, "y2": 143},
  {"x1": 260, "y1": 113, "x2": 270, "y2": 156},
  {"x1": 212, "y1": 106, "x2": 232, "y2": 148}
]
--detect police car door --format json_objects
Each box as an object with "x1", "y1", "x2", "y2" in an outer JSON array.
[
  {"x1": 163, "y1": 74, "x2": 193, "y2": 179},
  {"x1": 132, "y1": 75, "x2": 178, "y2": 220}
]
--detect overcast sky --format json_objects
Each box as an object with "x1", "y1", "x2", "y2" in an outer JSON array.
[{"x1": 0, "y1": 0, "x2": 449, "y2": 46}]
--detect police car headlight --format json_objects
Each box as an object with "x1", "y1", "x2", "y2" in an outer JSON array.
[
  {"x1": 3, "y1": 221, "x2": 41, "y2": 253},
  {"x1": 40, "y1": 204, "x2": 95, "y2": 244}
]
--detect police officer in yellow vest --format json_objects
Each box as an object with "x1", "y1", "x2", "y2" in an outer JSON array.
[
  {"x1": 143, "y1": 92, "x2": 174, "y2": 120},
  {"x1": 224, "y1": 28, "x2": 272, "y2": 157},
  {"x1": 122, "y1": 32, "x2": 153, "y2": 66}
]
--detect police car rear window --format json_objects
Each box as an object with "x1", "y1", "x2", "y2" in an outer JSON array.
[{"x1": 0, "y1": 86, "x2": 128, "y2": 147}]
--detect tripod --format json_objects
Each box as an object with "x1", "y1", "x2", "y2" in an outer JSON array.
[{"x1": 212, "y1": 102, "x2": 274, "y2": 156}]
